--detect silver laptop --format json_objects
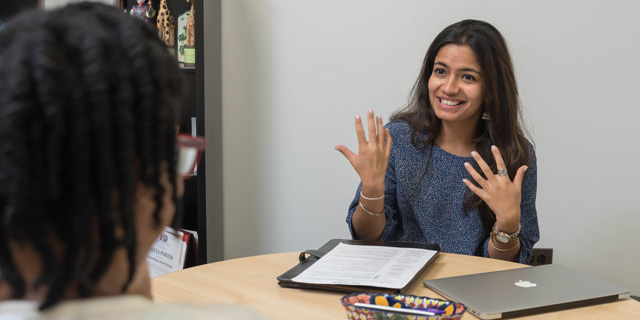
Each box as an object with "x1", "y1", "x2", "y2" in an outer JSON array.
[{"x1": 423, "y1": 264, "x2": 630, "y2": 319}]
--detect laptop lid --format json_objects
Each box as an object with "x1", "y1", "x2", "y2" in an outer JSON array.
[{"x1": 423, "y1": 264, "x2": 630, "y2": 319}]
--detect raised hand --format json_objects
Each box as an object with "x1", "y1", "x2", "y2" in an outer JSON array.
[
  {"x1": 335, "y1": 110, "x2": 392, "y2": 196},
  {"x1": 462, "y1": 145, "x2": 527, "y2": 231}
]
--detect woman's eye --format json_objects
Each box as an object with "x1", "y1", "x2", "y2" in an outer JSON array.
[
  {"x1": 434, "y1": 68, "x2": 446, "y2": 75},
  {"x1": 462, "y1": 74, "x2": 476, "y2": 81}
]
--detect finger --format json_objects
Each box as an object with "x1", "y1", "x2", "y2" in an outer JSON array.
[
  {"x1": 354, "y1": 115, "x2": 366, "y2": 146},
  {"x1": 464, "y1": 162, "x2": 488, "y2": 188},
  {"x1": 512, "y1": 165, "x2": 528, "y2": 191},
  {"x1": 384, "y1": 128, "x2": 392, "y2": 156},
  {"x1": 471, "y1": 151, "x2": 495, "y2": 180},
  {"x1": 366, "y1": 109, "x2": 376, "y2": 145},
  {"x1": 376, "y1": 115, "x2": 385, "y2": 146},
  {"x1": 491, "y1": 145, "x2": 508, "y2": 175},
  {"x1": 334, "y1": 145, "x2": 357, "y2": 166},
  {"x1": 463, "y1": 178, "x2": 486, "y2": 199}
]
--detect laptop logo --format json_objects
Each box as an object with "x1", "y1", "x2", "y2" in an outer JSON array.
[{"x1": 515, "y1": 280, "x2": 537, "y2": 288}]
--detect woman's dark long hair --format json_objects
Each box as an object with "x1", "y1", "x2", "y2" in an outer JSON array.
[
  {"x1": 0, "y1": 3, "x2": 185, "y2": 309},
  {"x1": 391, "y1": 19, "x2": 532, "y2": 232}
]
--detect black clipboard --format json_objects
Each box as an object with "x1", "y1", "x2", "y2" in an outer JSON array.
[{"x1": 277, "y1": 239, "x2": 440, "y2": 294}]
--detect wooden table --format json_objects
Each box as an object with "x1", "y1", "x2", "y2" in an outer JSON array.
[{"x1": 151, "y1": 252, "x2": 640, "y2": 319}]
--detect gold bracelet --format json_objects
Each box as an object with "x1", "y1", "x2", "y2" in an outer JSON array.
[
  {"x1": 490, "y1": 236, "x2": 520, "y2": 252},
  {"x1": 358, "y1": 202, "x2": 383, "y2": 216}
]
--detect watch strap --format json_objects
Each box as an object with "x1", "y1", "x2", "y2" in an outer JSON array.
[{"x1": 492, "y1": 224, "x2": 521, "y2": 243}]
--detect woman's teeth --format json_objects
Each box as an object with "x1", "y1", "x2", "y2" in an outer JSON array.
[{"x1": 441, "y1": 99, "x2": 463, "y2": 106}]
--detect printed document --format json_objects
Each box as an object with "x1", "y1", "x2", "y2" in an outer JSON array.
[
  {"x1": 147, "y1": 227, "x2": 187, "y2": 278},
  {"x1": 292, "y1": 243, "x2": 438, "y2": 289}
]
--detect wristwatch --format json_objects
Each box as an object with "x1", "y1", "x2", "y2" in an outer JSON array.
[{"x1": 492, "y1": 224, "x2": 521, "y2": 243}]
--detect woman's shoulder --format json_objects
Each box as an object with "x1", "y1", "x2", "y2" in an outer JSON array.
[
  {"x1": 385, "y1": 120, "x2": 411, "y2": 132},
  {"x1": 385, "y1": 120, "x2": 429, "y2": 151},
  {"x1": 384, "y1": 120, "x2": 413, "y2": 145},
  {"x1": 385, "y1": 120, "x2": 419, "y2": 139}
]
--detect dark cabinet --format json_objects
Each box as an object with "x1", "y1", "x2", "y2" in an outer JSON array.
[{"x1": 0, "y1": 0, "x2": 40, "y2": 18}]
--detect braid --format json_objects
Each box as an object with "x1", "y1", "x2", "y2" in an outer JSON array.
[
  {"x1": 27, "y1": 20, "x2": 74, "y2": 294},
  {"x1": 0, "y1": 3, "x2": 185, "y2": 309}
]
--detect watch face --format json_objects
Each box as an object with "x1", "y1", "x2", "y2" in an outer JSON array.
[{"x1": 495, "y1": 233, "x2": 510, "y2": 243}]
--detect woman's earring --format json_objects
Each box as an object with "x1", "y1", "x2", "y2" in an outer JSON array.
[{"x1": 482, "y1": 112, "x2": 490, "y2": 120}]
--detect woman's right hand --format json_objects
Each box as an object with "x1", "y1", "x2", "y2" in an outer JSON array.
[{"x1": 335, "y1": 110, "x2": 392, "y2": 196}]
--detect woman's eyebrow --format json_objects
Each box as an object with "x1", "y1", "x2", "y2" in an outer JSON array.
[
  {"x1": 434, "y1": 61, "x2": 448, "y2": 68},
  {"x1": 460, "y1": 67, "x2": 481, "y2": 75}
]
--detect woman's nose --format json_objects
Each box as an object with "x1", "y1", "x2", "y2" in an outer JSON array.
[{"x1": 442, "y1": 77, "x2": 459, "y2": 95}]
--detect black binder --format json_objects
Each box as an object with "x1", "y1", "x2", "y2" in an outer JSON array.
[{"x1": 277, "y1": 239, "x2": 440, "y2": 294}]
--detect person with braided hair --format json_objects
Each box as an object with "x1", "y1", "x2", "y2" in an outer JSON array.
[{"x1": 0, "y1": 3, "x2": 265, "y2": 319}]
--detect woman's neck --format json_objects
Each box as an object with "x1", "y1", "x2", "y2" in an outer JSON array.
[{"x1": 435, "y1": 120, "x2": 479, "y2": 157}]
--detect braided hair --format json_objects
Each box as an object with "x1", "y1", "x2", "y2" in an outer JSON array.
[{"x1": 0, "y1": 3, "x2": 185, "y2": 309}]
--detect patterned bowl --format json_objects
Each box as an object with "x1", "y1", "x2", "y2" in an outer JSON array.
[{"x1": 340, "y1": 292, "x2": 466, "y2": 320}]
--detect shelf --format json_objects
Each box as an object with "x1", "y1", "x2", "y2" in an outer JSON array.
[{"x1": 180, "y1": 67, "x2": 196, "y2": 74}]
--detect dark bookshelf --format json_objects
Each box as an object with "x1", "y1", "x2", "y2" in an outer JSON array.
[
  {"x1": 0, "y1": 0, "x2": 40, "y2": 18},
  {"x1": 120, "y1": 0, "x2": 212, "y2": 265}
]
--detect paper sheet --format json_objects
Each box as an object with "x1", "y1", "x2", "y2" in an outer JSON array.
[
  {"x1": 292, "y1": 243, "x2": 437, "y2": 289},
  {"x1": 147, "y1": 227, "x2": 187, "y2": 278}
]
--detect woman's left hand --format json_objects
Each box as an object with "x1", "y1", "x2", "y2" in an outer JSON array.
[{"x1": 462, "y1": 145, "x2": 527, "y2": 231}]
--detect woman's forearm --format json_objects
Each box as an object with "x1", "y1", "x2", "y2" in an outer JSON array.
[{"x1": 351, "y1": 185, "x2": 386, "y2": 240}]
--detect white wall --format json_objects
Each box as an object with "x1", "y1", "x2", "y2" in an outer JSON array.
[{"x1": 221, "y1": 0, "x2": 640, "y2": 295}]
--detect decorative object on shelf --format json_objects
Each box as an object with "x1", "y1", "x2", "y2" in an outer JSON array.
[
  {"x1": 129, "y1": 0, "x2": 156, "y2": 23},
  {"x1": 183, "y1": 0, "x2": 196, "y2": 68},
  {"x1": 176, "y1": 10, "x2": 190, "y2": 65},
  {"x1": 156, "y1": 0, "x2": 176, "y2": 57}
]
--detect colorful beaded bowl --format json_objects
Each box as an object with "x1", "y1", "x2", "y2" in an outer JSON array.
[{"x1": 340, "y1": 292, "x2": 466, "y2": 320}]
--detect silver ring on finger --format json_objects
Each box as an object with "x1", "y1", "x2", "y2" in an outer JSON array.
[{"x1": 497, "y1": 168, "x2": 508, "y2": 176}]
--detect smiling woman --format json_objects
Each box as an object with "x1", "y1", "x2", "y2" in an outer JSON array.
[{"x1": 335, "y1": 19, "x2": 538, "y2": 264}]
